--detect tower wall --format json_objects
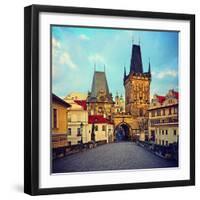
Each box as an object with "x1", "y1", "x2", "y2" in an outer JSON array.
[{"x1": 124, "y1": 74, "x2": 150, "y2": 117}]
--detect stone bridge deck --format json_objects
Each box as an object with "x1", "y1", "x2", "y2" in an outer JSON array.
[{"x1": 52, "y1": 142, "x2": 178, "y2": 173}]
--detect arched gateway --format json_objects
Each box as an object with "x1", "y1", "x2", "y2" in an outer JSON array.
[
  {"x1": 113, "y1": 114, "x2": 140, "y2": 141},
  {"x1": 115, "y1": 123, "x2": 131, "y2": 141}
]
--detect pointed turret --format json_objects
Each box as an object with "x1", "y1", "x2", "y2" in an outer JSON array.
[
  {"x1": 87, "y1": 70, "x2": 113, "y2": 103},
  {"x1": 148, "y1": 58, "x2": 151, "y2": 75},
  {"x1": 116, "y1": 91, "x2": 119, "y2": 98},
  {"x1": 94, "y1": 63, "x2": 96, "y2": 72},
  {"x1": 124, "y1": 66, "x2": 126, "y2": 80},
  {"x1": 130, "y1": 44, "x2": 143, "y2": 74}
]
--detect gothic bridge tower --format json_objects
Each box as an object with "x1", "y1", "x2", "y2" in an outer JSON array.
[{"x1": 124, "y1": 44, "x2": 151, "y2": 117}]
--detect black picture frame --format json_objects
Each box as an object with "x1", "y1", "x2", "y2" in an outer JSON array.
[{"x1": 24, "y1": 4, "x2": 195, "y2": 196}]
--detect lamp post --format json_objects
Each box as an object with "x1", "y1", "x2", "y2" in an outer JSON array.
[
  {"x1": 138, "y1": 117, "x2": 148, "y2": 141},
  {"x1": 80, "y1": 122, "x2": 83, "y2": 144},
  {"x1": 91, "y1": 118, "x2": 97, "y2": 142}
]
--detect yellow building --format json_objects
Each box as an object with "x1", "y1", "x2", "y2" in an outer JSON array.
[
  {"x1": 64, "y1": 92, "x2": 87, "y2": 101},
  {"x1": 52, "y1": 94, "x2": 71, "y2": 156},
  {"x1": 148, "y1": 89, "x2": 179, "y2": 146}
]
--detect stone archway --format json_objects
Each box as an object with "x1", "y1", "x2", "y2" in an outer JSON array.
[{"x1": 114, "y1": 123, "x2": 131, "y2": 142}]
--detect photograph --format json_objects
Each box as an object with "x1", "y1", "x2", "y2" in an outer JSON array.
[
  {"x1": 24, "y1": 5, "x2": 195, "y2": 195},
  {"x1": 51, "y1": 26, "x2": 179, "y2": 174}
]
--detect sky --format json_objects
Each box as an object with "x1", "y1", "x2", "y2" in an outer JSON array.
[{"x1": 52, "y1": 25, "x2": 178, "y2": 99}]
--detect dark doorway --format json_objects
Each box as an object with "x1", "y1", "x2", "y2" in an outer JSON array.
[{"x1": 115, "y1": 124, "x2": 130, "y2": 141}]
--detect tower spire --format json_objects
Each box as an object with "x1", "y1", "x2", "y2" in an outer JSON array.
[
  {"x1": 148, "y1": 57, "x2": 151, "y2": 74},
  {"x1": 124, "y1": 66, "x2": 126, "y2": 80},
  {"x1": 130, "y1": 44, "x2": 143, "y2": 73},
  {"x1": 116, "y1": 91, "x2": 119, "y2": 97},
  {"x1": 94, "y1": 63, "x2": 96, "y2": 72},
  {"x1": 132, "y1": 34, "x2": 134, "y2": 44}
]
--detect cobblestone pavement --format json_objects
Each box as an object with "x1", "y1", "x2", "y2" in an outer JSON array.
[{"x1": 52, "y1": 142, "x2": 178, "y2": 173}]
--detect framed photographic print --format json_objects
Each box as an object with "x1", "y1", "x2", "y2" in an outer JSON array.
[{"x1": 24, "y1": 4, "x2": 195, "y2": 195}]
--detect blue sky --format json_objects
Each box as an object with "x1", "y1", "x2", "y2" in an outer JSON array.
[{"x1": 52, "y1": 26, "x2": 178, "y2": 98}]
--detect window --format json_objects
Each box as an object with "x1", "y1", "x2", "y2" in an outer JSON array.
[
  {"x1": 68, "y1": 128, "x2": 71, "y2": 135},
  {"x1": 102, "y1": 125, "x2": 106, "y2": 131},
  {"x1": 163, "y1": 109, "x2": 165, "y2": 115},
  {"x1": 95, "y1": 125, "x2": 98, "y2": 131},
  {"x1": 166, "y1": 130, "x2": 168, "y2": 135},
  {"x1": 162, "y1": 140, "x2": 164, "y2": 146},
  {"x1": 68, "y1": 115, "x2": 71, "y2": 122},
  {"x1": 152, "y1": 111, "x2": 155, "y2": 117},
  {"x1": 166, "y1": 141, "x2": 168, "y2": 146},
  {"x1": 157, "y1": 109, "x2": 161, "y2": 116},
  {"x1": 53, "y1": 108, "x2": 57, "y2": 128},
  {"x1": 169, "y1": 108, "x2": 171, "y2": 115},
  {"x1": 174, "y1": 106, "x2": 178, "y2": 114},
  {"x1": 162, "y1": 130, "x2": 164, "y2": 135},
  {"x1": 174, "y1": 129, "x2": 177, "y2": 136},
  {"x1": 98, "y1": 107, "x2": 103, "y2": 113},
  {"x1": 139, "y1": 109, "x2": 143, "y2": 116},
  {"x1": 77, "y1": 128, "x2": 81, "y2": 136}
]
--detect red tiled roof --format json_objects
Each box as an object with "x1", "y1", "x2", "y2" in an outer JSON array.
[
  {"x1": 157, "y1": 95, "x2": 166, "y2": 104},
  {"x1": 74, "y1": 100, "x2": 87, "y2": 110},
  {"x1": 156, "y1": 91, "x2": 179, "y2": 104},
  {"x1": 173, "y1": 91, "x2": 179, "y2": 99},
  {"x1": 88, "y1": 115, "x2": 113, "y2": 124}
]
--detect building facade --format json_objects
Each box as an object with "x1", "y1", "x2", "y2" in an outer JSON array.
[
  {"x1": 114, "y1": 92, "x2": 125, "y2": 114},
  {"x1": 87, "y1": 70, "x2": 114, "y2": 119},
  {"x1": 64, "y1": 92, "x2": 87, "y2": 101},
  {"x1": 124, "y1": 44, "x2": 151, "y2": 117},
  {"x1": 148, "y1": 89, "x2": 179, "y2": 146},
  {"x1": 88, "y1": 115, "x2": 114, "y2": 143},
  {"x1": 52, "y1": 94, "x2": 71, "y2": 156},
  {"x1": 112, "y1": 43, "x2": 151, "y2": 140},
  {"x1": 65, "y1": 99, "x2": 89, "y2": 145}
]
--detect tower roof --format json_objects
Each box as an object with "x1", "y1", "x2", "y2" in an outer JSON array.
[
  {"x1": 88, "y1": 71, "x2": 113, "y2": 103},
  {"x1": 130, "y1": 44, "x2": 143, "y2": 73}
]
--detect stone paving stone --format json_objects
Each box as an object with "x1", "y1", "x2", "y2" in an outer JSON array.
[{"x1": 52, "y1": 142, "x2": 178, "y2": 173}]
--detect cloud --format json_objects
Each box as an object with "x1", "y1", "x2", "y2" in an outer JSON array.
[
  {"x1": 52, "y1": 37, "x2": 61, "y2": 49},
  {"x1": 52, "y1": 37, "x2": 61, "y2": 58},
  {"x1": 79, "y1": 34, "x2": 90, "y2": 41},
  {"x1": 59, "y1": 52, "x2": 77, "y2": 69},
  {"x1": 88, "y1": 53, "x2": 105, "y2": 64},
  {"x1": 153, "y1": 69, "x2": 178, "y2": 79}
]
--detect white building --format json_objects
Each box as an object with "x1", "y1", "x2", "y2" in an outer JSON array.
[
  {"x1": 148, "y1": 89, "x2": 179, "y2": 146},
  {"x1": 65, "y1": 99, "x2": 90, "y2": 145},
  {"x1": 88, "y1": 115, "x2": 114, "y2": 144}
]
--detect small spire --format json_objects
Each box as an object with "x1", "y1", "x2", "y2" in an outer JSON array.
[
  {"x1": 148, "y1": 57, "x2": 151, "y2": 74},
  {"x1": 139, "y1": 36, "x2": 141, "y2": 45},
  {"x1": 124, "y1": 66, "x2": 126, "y2": 79},
  {"x1": 94, "y1": 63, "x2": 96, "y2": 72},
  {"x1": 132, "y1": 34, "x2": 134, "y2": 44}
]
